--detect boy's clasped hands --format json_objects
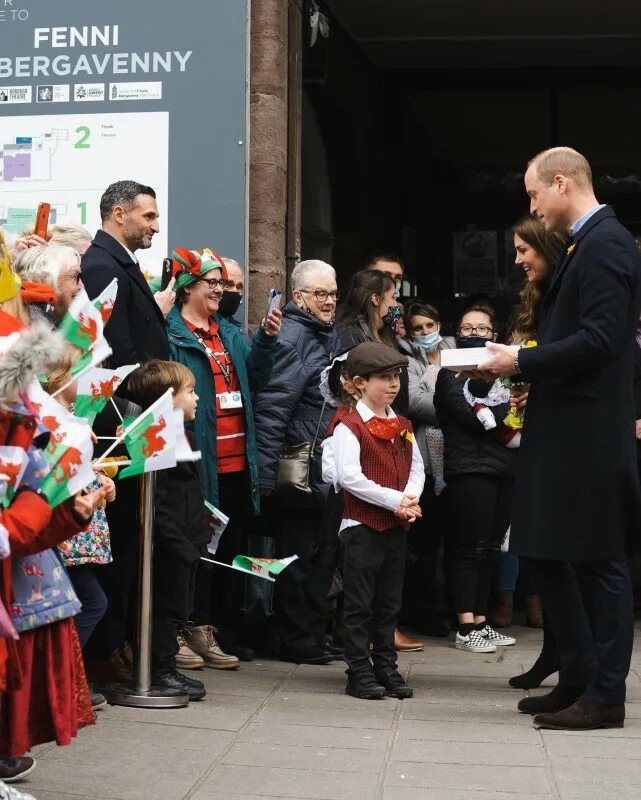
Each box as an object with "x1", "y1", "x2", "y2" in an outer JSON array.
[{"x1": 395, "y1": 493, "x2": 422, "y2": 523}]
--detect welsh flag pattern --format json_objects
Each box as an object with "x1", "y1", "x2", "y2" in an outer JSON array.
[
  {"x1": 0, "y1": 446, "x2": 29, "y2": 508},
  {"x1": 58, "y1": 287, "x2": 104, "y2": 352},
  {"x1": 71, "y1": 337, "x2": 113, "y2": 379},
  {"x1": 119, "y1": 390, "x2": 177, "y2": 479},
  {"x1": 93, "y1": 278, "x2": 118, "y2": 325},
  {"x1": 74, "y1": 364, "x2": 138, "y2": 425},
  {"x1": 231, "y1": 555, "x2": 299, "y2": 579},
  {"x1": 25, "y1": 381, "x2": 96, "y2": 508}
]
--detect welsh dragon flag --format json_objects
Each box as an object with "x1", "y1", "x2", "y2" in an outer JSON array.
[
  {"x1": 58, "y1": 287, "x2": 104, "y2": 352},
  {"x1": 25, "y1": 381, "x2": 96, "y2": 508},
  {"x1": 74, "y1": 364, "x2": 138, "y2": 425},
  {"x1": 93, "y1": 278, "x2": 118, "y2": 325},
  {"x1": 119, "y1": 390, "x2": 177, "y2": 479},
  {"x1": 231, "y1": 555, "x2": 299, "y2": 579},
  {"x1": 71, "y1": 337, "x2": 112, "y2": 379},
  {"x1": 0, "y1": 446, "x2": 29, "y2": 508}
]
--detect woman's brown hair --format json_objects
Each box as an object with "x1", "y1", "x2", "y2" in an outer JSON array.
[
  {"x1": 510, "y1": 215, "x2": 565, "y2": 342},
  {"x1": 339, "y1": 269, "x2": 396, "y2": 344},
  {"x1": 403, "y1": 302, "x2": 441, "y2": 338}
]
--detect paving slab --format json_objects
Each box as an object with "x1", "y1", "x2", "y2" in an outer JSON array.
[{"x1": 23, "y1": 626, "x2": 641, "y2": 800}]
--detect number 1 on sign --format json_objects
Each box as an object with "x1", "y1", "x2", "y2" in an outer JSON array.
[
  {"x1": 77, "y1": 202, "x2": 87, "y2": 225},
  {"x1": 74, "y1": 126, "x2": 91, "y2": 149}
]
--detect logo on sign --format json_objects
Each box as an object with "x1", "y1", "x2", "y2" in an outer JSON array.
[
  {"x1": 0, "y1": 86, "x2": 32, "y2": 104},
  {"x1": 74, "y1": 84, "x2": 105, "y2": 102}
]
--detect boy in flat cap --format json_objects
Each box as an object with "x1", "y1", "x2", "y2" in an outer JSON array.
[{"x1": 322, "y1": 342, "x2": 425, "y2": 699}]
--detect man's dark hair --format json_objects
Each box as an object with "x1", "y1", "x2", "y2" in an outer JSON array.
[
  {"x1": 365, "y1": 252, "x2": 405, "y2": 272},
  {"x1": 99, "y1": 180, "x2": 156, "y2": 222}
]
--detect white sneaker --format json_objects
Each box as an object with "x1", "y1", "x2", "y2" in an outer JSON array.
[
  {"x1": 0, "y1": 781, "x2": 37, "y2": 800},
  {"x1": 454, "y1": 629, "x2": 497, "y2": 653},
  {"x1": 478, "y1": 623, "x2": 516, "y2": 646}
]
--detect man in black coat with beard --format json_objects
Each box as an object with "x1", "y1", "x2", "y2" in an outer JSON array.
[{"x1": 478, "y1": 147, "x2": 641, "y2": 731}]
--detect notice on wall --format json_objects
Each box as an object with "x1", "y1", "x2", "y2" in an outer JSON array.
[
  {"x1": 452, "y1": 229, "x2": 498, "y2": 296},
  {"x1": 0, "y1": 111, "x2": 169, "y2": 267},
  {"x1": 0, "y1": 0, "x2": 249, "y2": 274}
]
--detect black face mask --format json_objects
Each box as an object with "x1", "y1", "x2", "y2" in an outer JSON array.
[
  {"x1": 456, "y1": 335, "x2": 491, "y2": 349},
  {"x1": 218, "y1": 291, "x2": 242, "y2": 318}
]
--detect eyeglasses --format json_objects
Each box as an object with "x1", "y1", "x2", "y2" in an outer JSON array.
[
  {"x1": 459, "y1": 324, "x2": 493, "y2": 336},
  {"x1": 300, "y1": 289, "x2": 339, "y2": 303},
  {"x1": 64, "y1": 270, "x2": 83, "y2": 285},
  {"x1": 198, "y1": 277, "x2": 226, "y2": 290}
]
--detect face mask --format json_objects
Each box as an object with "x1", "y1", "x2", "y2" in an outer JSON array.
[
  {"x1": 414, "y1": 332, "x2": 443, "y2": 352},
  {"x1": 217, "y1": 291, "x2": 242, "y2": 318},
  {"x1": 456, "y1": 335, "x2": 490, "y2": 349},
  {"x1": 381, "y1": 304, "x2": 402, "y2": 328}
]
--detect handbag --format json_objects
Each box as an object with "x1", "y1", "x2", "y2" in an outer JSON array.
[{"x1": 275, "y1": 398, "x2": 327, "y2": 504}]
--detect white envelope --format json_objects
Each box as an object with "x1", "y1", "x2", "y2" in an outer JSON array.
[{"x1": 440, "y1": 346, "x2": 518, "y2": 372}]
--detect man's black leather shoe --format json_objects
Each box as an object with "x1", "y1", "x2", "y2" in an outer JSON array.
[
  {"x1": 152, "y1": 670, "x2": 206, "y2": 700},
  {"x1": 534, "y1": 696, "x2": 625, "y2": 730},
  {"x1": 518, "y1": 684, "x2": 584, "y2": 715}
]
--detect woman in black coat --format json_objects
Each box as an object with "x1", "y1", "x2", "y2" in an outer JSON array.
[
  {"x1": 254, "y1": 259, "x2": 341, "y2": 664},
  {"x1": 434, "y1": 303, "x2": 517, "y2": 656}
]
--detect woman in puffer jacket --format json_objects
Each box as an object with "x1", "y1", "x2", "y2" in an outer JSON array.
[{"x1": 254, "y1": 260, "x2": 341, "y2": 665}]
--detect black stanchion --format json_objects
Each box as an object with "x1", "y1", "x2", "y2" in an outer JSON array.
[{"x1": 101, "y1": 472, "x2": 189, "y2": 708}]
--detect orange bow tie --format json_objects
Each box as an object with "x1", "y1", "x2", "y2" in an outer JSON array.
[{"x1": 366, "y1": 416, "x2": 403, "y2": 441}]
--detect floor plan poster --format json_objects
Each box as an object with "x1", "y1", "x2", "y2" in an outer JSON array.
[{"x1": 0, "y1": 111, "x2": 169, "y2": 271}]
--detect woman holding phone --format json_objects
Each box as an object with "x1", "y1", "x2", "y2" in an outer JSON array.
[
  {"x1": 166, "y1": 247, "x2": 281, "y2": 664},
  {"x1": 254, "y1": 259, "x2": 341, "y2": 665}
]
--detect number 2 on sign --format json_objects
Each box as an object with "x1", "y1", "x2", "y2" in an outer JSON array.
[{"x1": 74, "y1": 126, "x2": 91, "y2": 149}]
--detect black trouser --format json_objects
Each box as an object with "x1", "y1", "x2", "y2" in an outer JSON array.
[
  {"x1": 341, "y1": 524, "x2": 406, "y2": 674},
  {"x1": 67, "y1": 565, "x2": 109, "y2": 649},
  {"x1": 91, "y1": 477, "x2": 139, "y2": 658},
  {"x1": 448, "y1": 475, "x2": 513, "y2": 617},
  {"x1": 402, "y1": 482, "x2": 450, "y2": 624},
  {"x1": 526, "y1": 555, "x2": 633, "y2": 706},
  {"x1": 274, "y1": 502, "x2": 334, "y2": 653},
  {"x1": 152, "y1": 550, "x2": 197, "y2": 673}
]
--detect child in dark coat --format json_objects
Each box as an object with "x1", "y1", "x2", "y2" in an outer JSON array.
[{"x1": 126, "y1": 360, "x2": 213, "y2": 700}]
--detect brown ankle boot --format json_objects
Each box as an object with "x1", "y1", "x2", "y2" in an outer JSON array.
[
  {"x1": 526, "y1": 595, "x2": 543, "y2": 628},
  {"x1": 492, "y1": 591, "x2": 513, "y2": 628}
]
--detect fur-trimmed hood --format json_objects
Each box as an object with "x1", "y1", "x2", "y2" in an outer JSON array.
[{"x1": 0, "y1": 310, "x2": 65, "y2": 407}]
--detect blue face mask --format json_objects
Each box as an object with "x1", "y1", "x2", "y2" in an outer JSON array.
[
  {"x1": 414, "y1": 331, "x2": 443, "y2": 352},
  {"x1": 382, "y1": 304, "x2": 402, "y2": 328}
]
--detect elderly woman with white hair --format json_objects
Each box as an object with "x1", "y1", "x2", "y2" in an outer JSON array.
[
  {"x1": 13, "y1": 243, "x2": 83, "y2": 324},
  {"x1": 254, "y1": 259, "x2": 342, "y2": 664}
]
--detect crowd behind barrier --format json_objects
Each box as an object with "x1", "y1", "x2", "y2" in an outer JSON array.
[{"x1": 1, "y1": 146, "x2": 641, "y2": 798}]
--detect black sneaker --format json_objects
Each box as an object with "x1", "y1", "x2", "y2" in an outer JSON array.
[
  {"x1": 374, "y1": 670, "x2": 414, "y2": 699},
  {"x1": 0, "y1": 757, "x2": 36, "y2": 783},
  {"x1": 152, "y1": 669, "x2": 206, "y2": 700},
  {"x1": 345, "y1": 670, "x2": 386, "y2": 700}
]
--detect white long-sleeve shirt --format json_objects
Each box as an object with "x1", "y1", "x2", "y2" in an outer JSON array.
[{"x1": 321, "y1": 400, "x2": 425, "y2": 531}]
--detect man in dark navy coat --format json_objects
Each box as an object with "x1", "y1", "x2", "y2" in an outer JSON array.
[
  {"x1": 80, "y1": 181, "x2": 174, "y2": 675},
  {"x1": 479, "y1": 147, "x2": 641, "y2": 730},
  {"x1": 81, "y1": 180, "x2": 174, "y2": 366}
]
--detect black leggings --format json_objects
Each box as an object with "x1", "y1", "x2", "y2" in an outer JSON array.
[{"x1": 447, "y1": 475, "x2": 513, "y2": 617}]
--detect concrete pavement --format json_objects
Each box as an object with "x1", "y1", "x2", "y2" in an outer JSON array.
[{"x1": 25, "y1": 625, "x2": 641, "y2": 800}]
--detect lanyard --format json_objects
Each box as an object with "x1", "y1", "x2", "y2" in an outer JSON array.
[{"x1": 192, "y1": 329, "x2": 233, "y2": 389}]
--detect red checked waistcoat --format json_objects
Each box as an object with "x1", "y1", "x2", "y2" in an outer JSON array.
[{"x1": 339, "y1": 409, "x2": 414, "y2": 532}]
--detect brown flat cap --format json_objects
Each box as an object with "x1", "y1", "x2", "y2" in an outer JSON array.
[{"x1": 346, "y1": 341, "x2": 409, "y2": 378}]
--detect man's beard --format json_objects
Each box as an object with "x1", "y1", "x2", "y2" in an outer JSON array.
[{"x1": 123, "y1": 225, "x2": 151, "y2": 250}]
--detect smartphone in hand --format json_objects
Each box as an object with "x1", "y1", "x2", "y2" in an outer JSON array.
[
  {"x1": 34, "y1": 202, "x2": 51, "y2": 239},
  {"x1": 264, "y1": 288, "x2": 282, "y2": 320},
  {"x1": 160, "y1": 257, "x2": 173, "y2": 290}
]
